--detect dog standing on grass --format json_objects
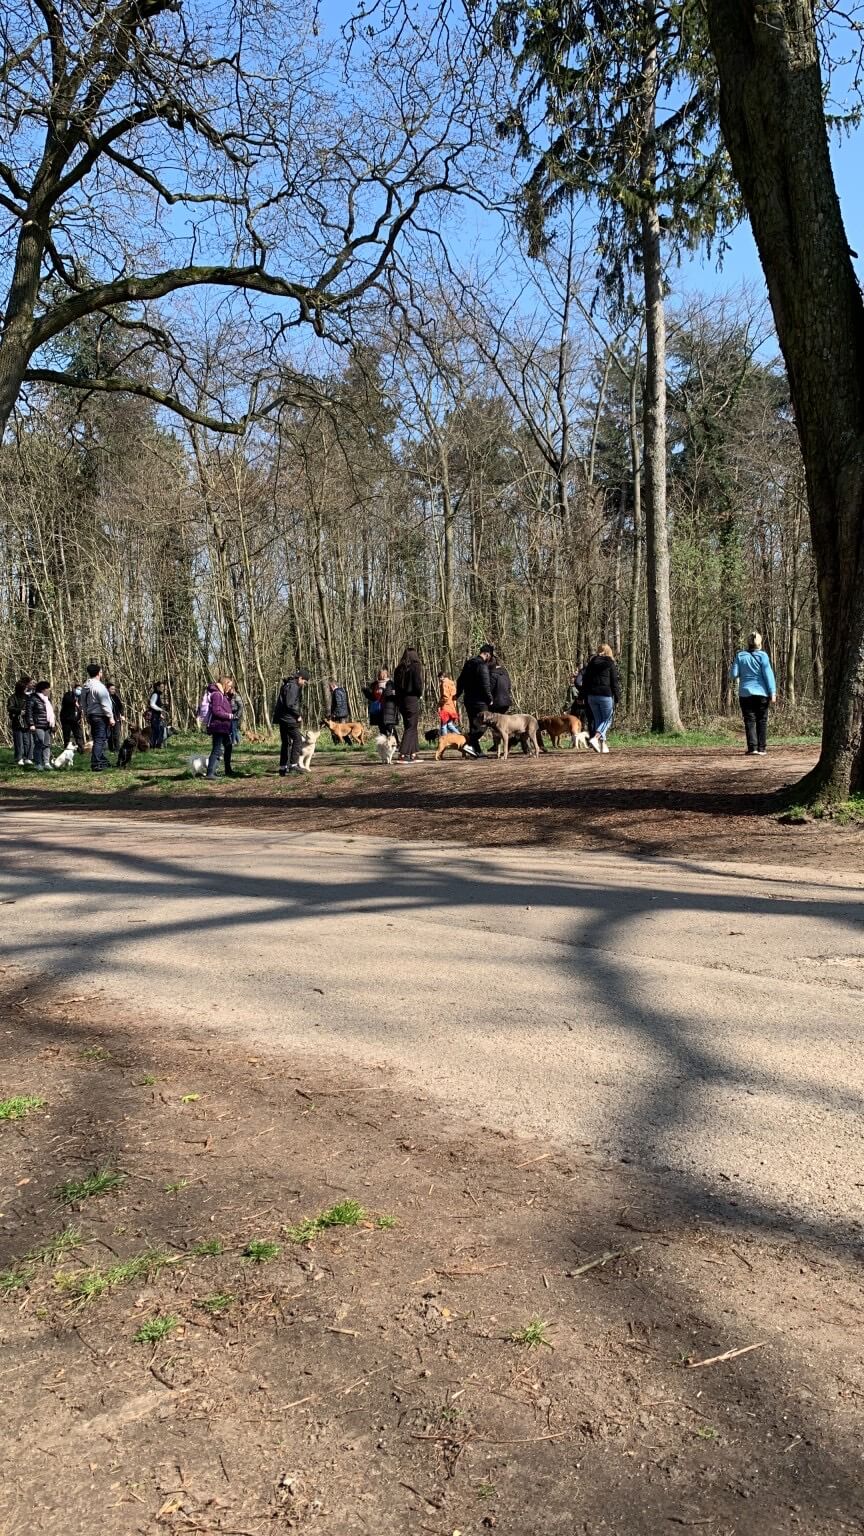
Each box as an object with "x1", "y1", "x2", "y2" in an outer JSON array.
[
  {"x1": 51, "y1": 742, "x2": 77, "y2": 770},
  {"x1": 298, "y1": 728, "x2": 321, "y2": 772}
]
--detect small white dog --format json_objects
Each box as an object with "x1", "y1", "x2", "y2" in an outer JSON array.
[
  {"x1": 375, "y1": 732, "x2": 398, "y2": 764},
  {"x1": 298, "y1": 728, "x2": 321, "y2": 772},
  {"x1": 187, "y1": 753, "x2": 208, "y2": 776},
  {"x1": 571, "y1": 731, "x2": 591, "y2": 751},
  {"x1": 51, "y1": 743, "x2": 77, "y2": 770}
]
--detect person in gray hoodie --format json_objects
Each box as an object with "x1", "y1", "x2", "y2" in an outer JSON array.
[{"x1": 80, "y1": 662, "x2": 115, "y2": 772}]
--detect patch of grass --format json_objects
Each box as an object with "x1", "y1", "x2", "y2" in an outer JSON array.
[
  {"x1": 510, "y1": 1317, "x2": 553, "y2": 1349},
  {"x1": 376, "y1": 1214, "x2": 398, "y2": 1230},
  {"x1": 778, "y1": 794, "x2": 864, "y2": 826},
  {"x1": 55, "y1": 1248, "x2": 175, "y2": 1305},
  {"x1": 133, "y1": 1314, "x2": 179, "y2": 1344},
  {"x1": 138, "y1": 1073, "x2": 156, "y2": 1086},
  {"x1": 31, "y1": 1226, "x2": 82, "y2": 1264},
  {"x1": 0, "y1": 1094, "x2": 45, "y2": 1121},
  {"x1": 55, "y1": 1167, "x2": 126, "y2": 1205},
  {"x1": 0, "y1": 1265, "x2": 30, "y2": 1293},
  {"x1": 284, "y1": 1198, "x2": 366, "y2": 1245},
  {"x1": 476, "y1": 1482, "x2": 497, "y2": 1500},
  {"x1": 164, "y1": 1179, "x2": 189, "y2": 1194},
  {"x1": 179, "y1": 1093, "x2": 200, "y2": 1104},
  {"x1": 192, "y1": 1238, "x2": 223, "y2": 1256},
  {"x1": 243, "y1": 1239, "x2": 280, "y2": 1263},
  {"x1": 80, "y1": 1045, "x2": 108, "y2": 1062},
  {"x1": 197, "y1": 1291, "x2": 235, "y2": 1315},
  {"x1": 695, "y1": 1424, "x2": 719, "y2": 1441}
]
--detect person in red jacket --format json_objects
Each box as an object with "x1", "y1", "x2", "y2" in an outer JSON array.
[{"x1": 205, "y1": 678, "x2": 236, "y2": 779}]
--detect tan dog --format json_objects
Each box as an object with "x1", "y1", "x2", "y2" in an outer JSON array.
[
  {"x1": 322, "y1": 718, "x2": 366, "y2": 746},
  {"x1": 479, "y1": 711, "x2": 539, "y2": 760},
  {"x1": 435, "y1": 732, "x2": 466, "y2": 760},
  {"x1": 537, "y1": 713, "x2": 584, "y2": 751}
]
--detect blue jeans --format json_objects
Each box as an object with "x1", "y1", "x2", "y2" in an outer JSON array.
[
  {"x1": 88, "y1": 714, "x2": 110, "y2": 770},
  {"x1": 207, "y1": 733, "x2": 233, "y2": 777},
  {"x1": 587, "y1": 695, "x2": 615, "y2": 741}
]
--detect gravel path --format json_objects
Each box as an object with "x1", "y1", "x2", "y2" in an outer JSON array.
[{"x1": 3, "y1": 811, "x2": 863, "y2": 1238}]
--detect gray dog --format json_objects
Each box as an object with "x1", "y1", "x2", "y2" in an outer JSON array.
[{"x1": 478, "y1": 711, "x2": 540, "y2": 760}]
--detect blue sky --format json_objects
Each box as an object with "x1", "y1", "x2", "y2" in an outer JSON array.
[{"x1": 678, "y1": 120, "x2": 863, "y2": 300}]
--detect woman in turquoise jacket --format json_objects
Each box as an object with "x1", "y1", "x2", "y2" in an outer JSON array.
[{"x1": 730, "y1": 632, "x2": 777, "y2": 755}]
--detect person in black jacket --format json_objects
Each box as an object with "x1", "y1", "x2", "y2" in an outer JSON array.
[
  {"x1": 394, "y1": 647, "x2": 423, "y2": 761},
  {"x1": 273, "y1": 668, "x2": 307, "y2": 775},
  {"x1": 27, "y1": 680, "x2": 56, "y2": 769},
  {"x1": 59, "y1": 684, "x2": 85, "y2": 751},
  {"x1": 107, "y1": 682, "x2": 125, "y2": 751},
  {"x1": 582, "y1": 644, "x2": 621, "y2": 753},
  {"x1": 328, "y1": 679, "x2": 350, "y2": 722},
  {"x1": 7, "y1": 676, "x2": 34, "y2": 765},
  {"x1": 362, "y1": 669, "x2": 389, "y2": 728},
  {"x1": 379, "y1": 677, "x2": 399, "y2": 741},
  {"x1": 456, "y1": 643, "x2": 495, "y2": 757},
  {"x1": 489, "y1": 658, "x2": 512, "y2": 712}
]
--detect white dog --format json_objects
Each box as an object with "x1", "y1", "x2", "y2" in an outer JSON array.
[
  {"x1": 187, "y1": 753, "x2": 208, "y2": 777},
  {"x1": 298, "y1": 728, "x2": 321, "y2": 772},
  {"x1": 51, "y1": 743, "x2": 77, "y2": 770},
  {"x1": 375, "y1": 732, "x2": 398, "y2": 764},
  {"x1": 571, "y1": 731, "x2": 591, "y2": 751}
]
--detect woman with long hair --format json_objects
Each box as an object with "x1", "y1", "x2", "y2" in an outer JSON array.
[
  {"x1": 394, "y1": 647, "x2": 424, "y2": 762},
  {"x1": 582, "y1": 643, "x2": 621, "y2": 754},
  {"x1": 205, "y1": 678, "x2": 236, "y2": 779}
]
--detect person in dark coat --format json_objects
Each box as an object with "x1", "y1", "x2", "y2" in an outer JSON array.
[
  {"x1": 489, "y1": 659, "x2": 512, "y2": 712},
  {"x1": 362, "y1": 669, "x2": 389, "y2": 728},
  {"x1": 59, "y1": 684, "x2": 85, "y2": 751},
  {"x1": 394, "y1": 647, "x2": 423, "y2": 761},
  {"x1": 456, "y1": 643, "x2": 495, "y2": 757},
  {"x1": 379, "y1": 677, "x2": 399, "y2": 741},
  {"x1": 7, "y1": 677, "x2": 34, "y2": 765},
  {"x1": 107, "y1": 682, "x2": 125, "y2": 751},
  {"x1": 582, "y1": 645, "x2": 621, "y2": 753},
  {"x1": 27, "y1": 680, "x2": 56, "y2": 769},
  {"x1": 565, "y1": 666, "x2": 591, "y2": 735},
  {"x1": 273, "y1": 668, "x2": 307, "y2": 775},
  {"x1": 148, "y1": 681, "x2": 166, "y2": 748},
  {"x1": 205, "y1": 678, "x2": 235, "y2": 778},
  {"x1": 328, "y1": 679, "x2": 350, "y2": 722},
  {"x1": 229, "y1": 686, "x2": 244, "y2": 746}
]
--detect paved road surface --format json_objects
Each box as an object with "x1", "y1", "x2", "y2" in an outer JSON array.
[{"x1": 2, "y1": 813, "x2": 863, "y2": 1237}]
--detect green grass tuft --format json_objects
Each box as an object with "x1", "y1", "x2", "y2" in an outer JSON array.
[
  {"x1": 138, "y1": 1073, "x2": 156, "y2": 1086},
  {"x1": 376, "y1": 1214, "x2": 398, "y2": 1229},
  {"x1": 0, "y1": 1094, "x2": 45, "y2": 1121},
  {"x1": 510, "y1": 1317, "x2": 553, "y2": 1349},
  {"x1": 284, "y1": 1198, "x2": 366, "y2": 1244},
  {"x1": 164, "y1": 1179, "x2": 189, "y2": 1194},
  {"x1": 55, "y1": 1167, "x2": 126, "y2": 1204},
  {"x1": 179, "y1": 1093, "x2": 200, "y2": 1103},
  {"x1": 133, "y1": 1314, "x2": 179, "y2": 1344},
  {"x1": 80, "y1": 1045, "x2": 108, "y2": 1062},
  {"x1": 0, "y1": 1265, "x2": 31, "y2": 1292},
  {"x1": 197, "y1": 1291, "x2": 235, "y2": 1315},
  {"x1": 192, "y1": 1238, "x2": 223, "y2": 1256},
  {"x1": 55, "y1": 1248, "x2": 175, "y2": 1305},
  {"x1": 243, "y1": 1239, "x2": 280, "y2": 1263}
]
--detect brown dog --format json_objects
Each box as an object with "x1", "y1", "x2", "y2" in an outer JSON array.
[
  {"x1": 478, "y1": 711, "x2": 539, "y2": 760},
  {"x1": 322, "y1": 718, "x2": 366, "y2": 746},
  {"x1": 537, "y1": 714, "x2": 584, "y2": 751},
  {"x1": 435, "y1": 732, "x2": 466, "y2": 760}
]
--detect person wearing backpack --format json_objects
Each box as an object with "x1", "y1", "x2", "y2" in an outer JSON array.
[
  {"x1": 7, "y1": 676, "x2": 34, "y2": 765},
  {"x1": 273, "y1": 668, "x2": 308, "y2": 775},
  {"x1": 81, "y1": 662, "x2": 115, "y2": 772}
]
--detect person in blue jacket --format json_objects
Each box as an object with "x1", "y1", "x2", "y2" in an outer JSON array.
[{"x1": 730, "y1": 631, "x2": 777, "y2": 756}]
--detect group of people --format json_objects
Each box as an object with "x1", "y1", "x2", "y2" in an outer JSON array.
[{"x1": 5, "y1": 631, "x2": 779, "y2": 779}]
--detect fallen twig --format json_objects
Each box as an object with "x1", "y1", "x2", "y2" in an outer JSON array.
[
  {"x1": 516, "y1": 1152, "x2": 552, "y2": 1168},
  {"x1": 686, "y1": 1341, "x2": 767, "y2": 1369},
  {"x1": 567, "y1": 1245, "x2": 642, "y2": 1277},
  {"x1": 272, "y1": 1394, "x2": 315, "y2": 1410}
]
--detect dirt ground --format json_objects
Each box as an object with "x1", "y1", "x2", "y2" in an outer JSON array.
[
  {"x1": 2, "y1": 744, "x2": 864, "y2": 869},
  {"x1": 2, "y1": 974, "x2": 863, "y2": 1536}
]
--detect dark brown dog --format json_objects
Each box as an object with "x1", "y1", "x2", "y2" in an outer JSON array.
[{"x1": 537, "y1": 713, "x2": 584, "y2": 751}]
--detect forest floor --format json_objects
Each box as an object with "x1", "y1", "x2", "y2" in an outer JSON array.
[
  {"x1": 2, "y1": 975, "x2": 863, "y2": 1536},
  {"x1": 1, "y1": 732, "x2": 863, "y2": 869}
]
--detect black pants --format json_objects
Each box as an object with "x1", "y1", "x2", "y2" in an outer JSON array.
[
  {"x1": 207, "y1": 733, "x2": 233, "y2": 777},
  {"x1": 88, "y1": 715, "x2": 109, "y2": 771},
  {"x1": 740, "y1": 695, "x2": 770, "y2": 754},
  {"x1": 467, "y1": 709, "x2": 490, "y2": 755},
  {"x1": 109, "y1": 720, "x2": 123, "y2": 752},
  {"x1": 62, "y1": 719, "x2": 85, "y2": 751},
  {"x1": 279, "y1": 719, "x2": 302, "y2": 771},
  {"x1": 398, "y1": 696, "x2": 420, "y2": 758}
]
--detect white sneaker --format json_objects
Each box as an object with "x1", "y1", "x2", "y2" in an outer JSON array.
[
  {"x1": 601, "y1": 742, "x2": 610, "y2": 754},
  {"x1": 16, "y1": 759, "x2": 24, "y2": 766},
  {"x1": 463, "y1": 745, "x2": 477, "y2": 758},
  {"x1": 588, "y1": 736, "x2": 602, "y2": 753}
]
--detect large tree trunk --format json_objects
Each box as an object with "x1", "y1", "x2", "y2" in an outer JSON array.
[
  {"x1": 640, "y1": 35, "x2": 684, "y2": 734},
  {"x1": 626, "y1": 346, "x2": 644, "y2": 713},
  {"x1": 706, "y1": 0, "x2": 864, "y2": 798}
]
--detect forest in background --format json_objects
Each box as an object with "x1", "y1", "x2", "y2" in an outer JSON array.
[{"x1": 0, "y1": 260, "x2": 816, "y2": 731}]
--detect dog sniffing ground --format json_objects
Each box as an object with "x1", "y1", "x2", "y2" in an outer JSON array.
[{"x1": 2, "y1": 977, "x2": 862, "y2": 1536}]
